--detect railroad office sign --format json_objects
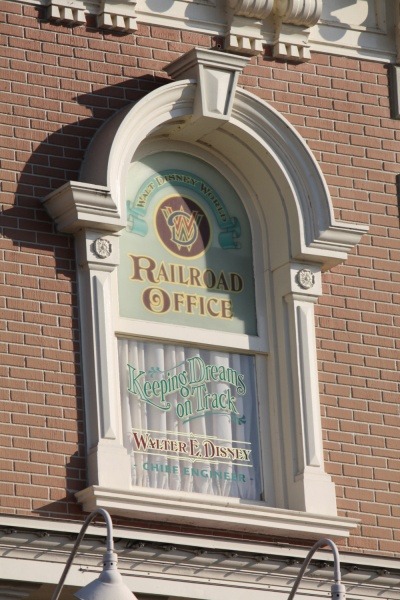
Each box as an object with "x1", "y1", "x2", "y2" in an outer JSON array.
[
  {"x1": 118, "y1": 153, "x2": 262, "y2": 500},
  {"x1": 119, "y1": 152, "x2": 257, "y2": 335}
]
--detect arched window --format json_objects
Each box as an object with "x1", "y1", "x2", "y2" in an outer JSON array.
[
  {"x1": 43, "y1": 48, "x2": 366, "y2": 539},
  {"x1": 118, "y1": 149, "x2": 264, "y2": 501}
]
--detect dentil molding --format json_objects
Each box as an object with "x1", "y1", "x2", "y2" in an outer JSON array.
[
  {"x1": 225, "y1": 0, "x2": 323, "y2": 60},
  {"x1": 42, "y1": 0, "x2": 322, "y2": 60},
  {"x1": 45, "y1": 0, "x2": 137, "y2": 32}
]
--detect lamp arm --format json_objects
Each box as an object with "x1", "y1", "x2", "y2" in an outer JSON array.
[
  {"x1": 287, "y1": 538, "x2": 342, "y2": 600},
  {"x1": 51, "y1": 508, "x2": 115, "y2": 600}
]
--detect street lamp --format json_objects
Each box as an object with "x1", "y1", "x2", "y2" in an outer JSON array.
[
  {"x1": 288, "y1": 538, "x2": 346, "y2": 600},
  {"x1": 51, "y1": 510, "x2": 346, "y2": 600},
  {"x1": 51, "y1": 508, "x2": 136, "y2": 600}
]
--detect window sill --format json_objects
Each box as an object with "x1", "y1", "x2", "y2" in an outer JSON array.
[{"x1": 76, "y1": 485, "x2": 358, "y2": 541}]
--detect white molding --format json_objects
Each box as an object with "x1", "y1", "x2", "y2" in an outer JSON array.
[
  {"x1": 274, "y1": 0, "x2": 321, "y2": 24},
  {"x1": 73, "y1": 228, "x2": 132, "y2": 488},
  {"x1": 97, "y1": 0, "x2": 137, "y2": 32},
  {"x1": 12, "y1": 0, "x2": 399, "y2": 63},
  {"x1": 269, "y1": 262, "x2": 337, "y2": 514},
  {"x1": 224, "y1": 0, "x2": 323, "y2": 60},
  {"x1": 164, "y1": 49, "x2": 250, "y2": 138},
  {"x1": 224, "y1": 16, "x2": 266, "y2": 55},
  {"x1": 75, "y1": 485, "x2": 357, "y2": 540},
  {"x1": 225, "y1": 0, "x2": 274, "y2": 55},
  {"x1": 227, "y1": 0, "x2": 274, "y2": 19},
  {"x1": 79, "y1": 63, "x2": 367, "y2": 269},
  {"x1": 272, "y1": 0, "x2": 322, "y2": 61},
  {"x1": 42, "y1": 181, "x2": 125, "y2": 233},
  {"x1": 225, "y1": 90, "x2": 368, "y2": 268},
  {"x1": 312, "y1": 0, "x2": 395, "y2": 63},
  {"x1": 278, "y1": 263, "x2": 337, "y2": 514},
  {"x1": 115, "y1": 318, "x2": 268, "y2": 352},
  {"x1": 44, "y1": 0, "x2": 137, "y2": 31},
  {"x1": 272, "y1": 22, "x2": 312, "y2": 61},
  {"x1": 42, "y1": 49, "x2": 366, "y2": 538},
  {"x1": 44, "y1": 0, "x2": 86, "y2": 25}
]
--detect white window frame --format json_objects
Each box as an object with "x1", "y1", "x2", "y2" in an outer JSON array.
[
  {"x1": 116, "y1": 144, "x2": 270, "y2": 502},
  {"x1": 42, "y1": 48, "x2": 366, "y2": 540}
]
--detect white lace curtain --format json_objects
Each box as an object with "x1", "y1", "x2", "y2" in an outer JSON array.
[{"x1": 119, "y1": 338, "x2": 262, "y2": 500}]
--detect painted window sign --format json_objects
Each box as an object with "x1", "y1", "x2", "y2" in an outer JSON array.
[
  {"x1": 118, "y1": 154, "x2": 262, "y2": 499},
  {"x1": 119, "y1": 339, "x2": 263, "y2": 500},
  {"x1": 119, "y1": 152, "x2": 257, "y2": 335}
]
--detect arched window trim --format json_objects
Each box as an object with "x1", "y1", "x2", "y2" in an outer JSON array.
[{"x1": 43, "y1": 48, "x2": 366, "y2": 540}]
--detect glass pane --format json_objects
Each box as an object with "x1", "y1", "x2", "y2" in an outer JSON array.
[
  {"x1": 119, "y1": 152, "x2": 257, "y2": 335},
  {"x1": 119, "y1": 338, "x2": 262, "y2": 500}
]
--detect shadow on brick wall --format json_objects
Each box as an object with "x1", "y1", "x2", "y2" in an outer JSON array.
[{"x1": 2, "y1": 75, "x2": 167, "y2": 519}]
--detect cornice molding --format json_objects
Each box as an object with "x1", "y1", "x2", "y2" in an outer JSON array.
[
  {"x1": 31, "y1": 0, "x2": 395, "y2": 63},
  {"x1": 225, "y1": 0, "x2": 322, "y2": 60},
  {"x1": 41, "y1": 181, "x2": 125, "y2": 233},
  {"x1": 42, "y1": 0, "x2": 322, "y2": 60}
]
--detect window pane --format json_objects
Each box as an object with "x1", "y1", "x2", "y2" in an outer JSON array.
[
  {"x1": 119, "y1": 152, "x2": 257, "y2": 335},
  {"x1": 119, "y1": 338, "x2": 262, "y2": 500}
]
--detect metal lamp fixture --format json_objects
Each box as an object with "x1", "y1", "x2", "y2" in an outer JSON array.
[
  {"x1": 50, "y1": 508, "x2": 345, "y2": 600},
  {"x1": 51, "y1": 508, "x2": 136, "y2": 600},
  {"x1": 288, "y1": 538, "x2": 346, "y2": 600}
]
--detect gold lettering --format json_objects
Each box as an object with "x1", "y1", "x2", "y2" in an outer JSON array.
[{"x1": 129, "y1": 255, "x2": 157, "y2": 283}]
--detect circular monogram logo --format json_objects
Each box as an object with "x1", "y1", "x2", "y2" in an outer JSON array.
[{"x1": 155, "y1": 196, "x2": 211, "y2": 258}]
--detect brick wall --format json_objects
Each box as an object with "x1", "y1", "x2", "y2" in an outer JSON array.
[
  {"x1": 243, "y1": 54, "x2": 400, "y2": 555},
  {"x1": 0, "y1": 2, "x2": 399, "y2": 555}
]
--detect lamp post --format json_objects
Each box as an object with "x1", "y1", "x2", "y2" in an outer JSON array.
[
  {"x1": 288, "y1": 538, "x2": 346, "y2": 600},
  {"x1": 51, "y1": 508, "x2": 136, "y2": 600},
  {"x1": 51, "y1": 510, "x2": 345, "y2": 600}
]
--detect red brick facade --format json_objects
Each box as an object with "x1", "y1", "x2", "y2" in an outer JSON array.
[{"x1": 1, "y1": 0, "x2": 399, "y2": 559}]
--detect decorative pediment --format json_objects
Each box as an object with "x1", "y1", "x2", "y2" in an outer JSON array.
[{"x1": 225, "y1": 0, "x2": 322, "y2": 61}]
